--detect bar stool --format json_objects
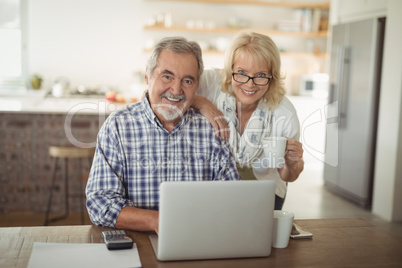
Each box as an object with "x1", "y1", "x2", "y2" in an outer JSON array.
[{"x1": 44, "y1": 146, "x2": 95, "y2": 225}]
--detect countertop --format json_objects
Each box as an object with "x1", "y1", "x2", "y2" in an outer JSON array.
[
  {"x1": 0, "y1": 89, "x2": 328, "y2": 115},
  {"x1": 0, "y1": 89, "x2": 128, "y2": 114}
]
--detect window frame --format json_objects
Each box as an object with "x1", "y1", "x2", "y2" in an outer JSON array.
[{"x1": 0, "y1": 0, "x2": 28, "y2": 91}]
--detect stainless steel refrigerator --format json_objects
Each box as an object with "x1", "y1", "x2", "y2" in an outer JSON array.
[{"x1": 323, "y1": 18, "x2": 386, "y2": 208}]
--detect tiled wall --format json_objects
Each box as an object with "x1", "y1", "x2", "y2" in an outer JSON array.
[{"x1": 0, "y1": 112, "x2": 104, "y2": 215}]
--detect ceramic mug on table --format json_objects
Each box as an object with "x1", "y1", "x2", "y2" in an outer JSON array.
[{"x1": 272, "y1": 210, "x2": 294, "y2": 248}]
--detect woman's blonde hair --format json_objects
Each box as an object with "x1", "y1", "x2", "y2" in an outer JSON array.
[{"x1": 221, "y1": 31, "x2": 286, "y2": 108}]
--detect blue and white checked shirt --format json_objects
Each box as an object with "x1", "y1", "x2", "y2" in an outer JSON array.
[{"x1": 86, "y1": 95, "x2": 239, "y2": 227}]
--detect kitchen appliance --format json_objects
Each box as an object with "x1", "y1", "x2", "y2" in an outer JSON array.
[
  {"x1": 51, "y1": 77, "x2": 70, "y2": 97},
  {"x1": 299, "y1": 73, "x2": 329, "y2": 98},
  {"x1": 323, "y1": 18, "x2": 385, "y2": 208}
]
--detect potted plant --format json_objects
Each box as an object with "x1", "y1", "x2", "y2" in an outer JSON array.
[{"x1": 30, "y1": 74, "x2": 43, "y2": 89}]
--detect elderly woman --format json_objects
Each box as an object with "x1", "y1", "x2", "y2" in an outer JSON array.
[{"x1": 194, "y1": 31, "x2": 304, "y2": 210}]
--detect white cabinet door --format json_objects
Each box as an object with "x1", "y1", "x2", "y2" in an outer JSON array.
[{"x1": 336, "y1": 0, "x2": 388, "y2": 23}]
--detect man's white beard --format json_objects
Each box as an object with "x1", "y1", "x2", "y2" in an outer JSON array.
[{"x1": 155, "y1": 103, "x2": 185, "y2": 121}]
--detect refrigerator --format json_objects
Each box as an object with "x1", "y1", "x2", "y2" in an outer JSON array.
[{"x1": 323, "y1": 18, "x2": 386, "y2": 208}]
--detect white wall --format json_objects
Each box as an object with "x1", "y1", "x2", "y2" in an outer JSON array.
[
  {"x1": 28, "y1": 0, "x2": 149, "y2": 92},
  {"x1": 27, "y1": 0, "x2": 327, "y2": 94},
  {"x1": 372, "y1": 0, "x2": 402, "y2": 222}
]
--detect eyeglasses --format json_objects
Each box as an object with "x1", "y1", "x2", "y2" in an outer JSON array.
[{"x1": 232, "y1": 73, "x2": 272, "y2": 86}]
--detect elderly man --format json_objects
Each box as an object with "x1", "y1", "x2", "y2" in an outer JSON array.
[{"x1": 86, "y1": 37, "x2": 239, "y2": 233}]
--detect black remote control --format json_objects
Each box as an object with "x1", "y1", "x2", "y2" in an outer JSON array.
[{"x1": 102, "y1": 230, "x2": 133, "y2": 250}]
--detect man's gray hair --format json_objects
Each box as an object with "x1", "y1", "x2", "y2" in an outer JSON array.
[{"x1": 146, "y1": 36, "x2": 204, "y2": 79}]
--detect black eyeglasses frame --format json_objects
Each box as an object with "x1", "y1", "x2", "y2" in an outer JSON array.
[{"x1": 232, "y1": 72, "x2": 272, "y2": 86}]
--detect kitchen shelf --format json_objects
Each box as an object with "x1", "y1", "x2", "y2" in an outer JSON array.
[
  {"x1": 143, "y1": 0, "x2": 330, "y2": 75},
  {"x1": 145, "y1": 0, "x2": 330, "y2": 9},
  {"x1": 143, "y1": 25, "x2": 328, "y2": 38},
  {"x1": 143, "y1": 48, "x2": 327, "y2": 59}
]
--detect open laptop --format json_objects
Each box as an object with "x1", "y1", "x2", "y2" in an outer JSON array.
[{"x1": 149, "y1": 180, "x2": 275, "y2": 261}]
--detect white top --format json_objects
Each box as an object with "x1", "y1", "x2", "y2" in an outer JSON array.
[{"x1": 198, "y1": 68, "x2": 300, "y2": 198}]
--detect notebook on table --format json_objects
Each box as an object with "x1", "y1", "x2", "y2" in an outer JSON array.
[{"x1": 149, "y1": 180, "x2": 276, "y2": 261}]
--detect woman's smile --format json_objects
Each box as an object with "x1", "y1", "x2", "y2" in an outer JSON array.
[{"x1": 240, "y1": 87, "x2": 258, "y2": 96}]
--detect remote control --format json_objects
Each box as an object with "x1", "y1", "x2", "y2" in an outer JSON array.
[{"x1": 102, "y1": 230, "x2": 133, "y2": 250}]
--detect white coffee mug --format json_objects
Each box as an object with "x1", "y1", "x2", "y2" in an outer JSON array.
[
  {"x1": 272, "y1": 210, "x2": 294, "y2": 248},
  {"x1": 262, "y1": 137, "x2": 287, "y2": 168}
]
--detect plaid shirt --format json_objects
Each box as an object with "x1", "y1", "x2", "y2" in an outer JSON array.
[{"x1": 86, "y1": 95, "x2": 239, "y2": 227}]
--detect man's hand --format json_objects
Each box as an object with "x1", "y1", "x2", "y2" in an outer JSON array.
[{"x1": 115, "y1": 206, "x2": 159, "y2": 234}]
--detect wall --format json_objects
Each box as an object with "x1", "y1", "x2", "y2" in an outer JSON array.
[
  {"x1": 372, "y1": 0, "x2": 402, "y2": 222},
  {"x1": 28, "y1": 0, "x2": 149, "y2": 93},
  {"x1": 27, "y1": 0, "x2": 328, "y2": 95}
]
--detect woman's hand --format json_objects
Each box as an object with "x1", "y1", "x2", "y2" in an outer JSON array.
[
  {"x1": 285, "y1": 139, "x2": 303, "y2": 166},
  {"x1": 192, "y1": 95, "x2": 230, "y2": 140},
  {"x1": 278, "y1": 139, "x2": 304, "y2": 182}
]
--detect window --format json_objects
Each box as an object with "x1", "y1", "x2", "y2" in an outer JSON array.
[{"x1": 0, "y1": 0, "x2": 27, "y2": 91}]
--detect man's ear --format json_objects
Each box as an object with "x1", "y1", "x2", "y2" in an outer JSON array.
[{"x1": 145, "y1": 69, "x2": 149, "y2": 85}]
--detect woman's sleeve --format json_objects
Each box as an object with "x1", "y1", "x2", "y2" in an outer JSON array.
[{"x1": 198, "y1": 68, "x2": 222, "y2": 106}]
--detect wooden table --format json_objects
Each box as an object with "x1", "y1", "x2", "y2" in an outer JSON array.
[{"x1": 1, "y1": 218, "x2": 402, "y2": 267}]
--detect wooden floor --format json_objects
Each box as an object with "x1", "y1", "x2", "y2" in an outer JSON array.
[{"x1": 0, "y1": 212, "x2": 92, "y2": 227}]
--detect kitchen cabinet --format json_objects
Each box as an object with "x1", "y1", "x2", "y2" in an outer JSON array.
[
  {"x1": 0, "y1": 97, "x2": 121, "y2": 216},
  {"x1": 142, "y1": 0, "x2": 330, "y2": 59},
  {"x1": 159, "y1": 0, "x2": 330, "y2": 9},
  {"x1": 0, "y1": 112, "x2": 101, "y2": 215},
  {"x1": 333, "y1": 0, "x2": 388, "y2": 23}
]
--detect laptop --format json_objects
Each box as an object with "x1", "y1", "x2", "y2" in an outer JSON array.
[{"x1": 149, "y1": 180, "x2": 275, "y2": 261}]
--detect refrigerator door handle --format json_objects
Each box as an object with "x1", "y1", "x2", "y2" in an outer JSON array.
[
  {"x1": 329, "y1": 44, "x2": 342, "y2": 105},
  {"x1": 329, "y1": 84, "x2": 336, "y2": 104},
  {"x1": 338, "y1": 46, "x2": 350, "y2": 129}
]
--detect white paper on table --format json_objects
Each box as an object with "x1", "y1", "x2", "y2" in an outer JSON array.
[{"x1": 27, "y1": 242, "x2": 142, "y2": 268}]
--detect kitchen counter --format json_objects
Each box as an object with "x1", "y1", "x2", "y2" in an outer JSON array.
[
  {"x1": 0, "y1": 90, "x2": 128, "y2": 114},
  {"x1": 0, "y1": 90, "x2": 326, "y2": 115},
  {"x1": 0, "y1": 90, "x2": 128, "y2": 216}
]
